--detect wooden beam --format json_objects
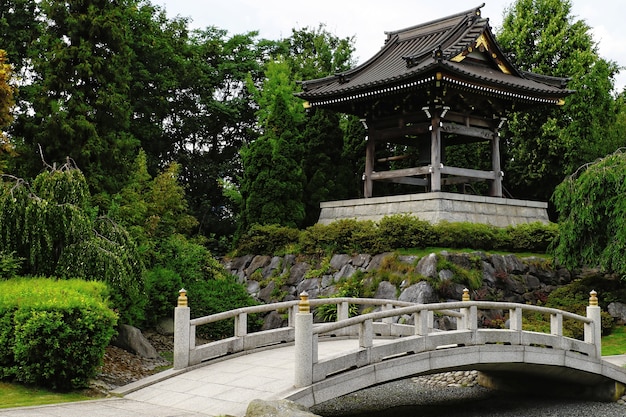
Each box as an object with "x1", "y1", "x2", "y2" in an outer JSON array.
[
  {"x1": 378, "y1": 177, "x2": 429, "y2": 187},
  {"x1": 441, "y1": 123, "x2": 496, "y2": 140},
  {"x1": 431, "y1": 115, "x2": 442, "y2": 191},
  {"x1": 442, "y1": 176, "x2": 485, "y2": 185},
  {"x1": 376, "y1": 123, "x2": 430, "y2": 141},
  {"x1": 443, "y1": 111, "x2": 497, "y2": 129},
  {"x1": 377, "y1": 154, "x2": 410, "y2": 163},
  {"x1": 364, "y1": 131, "x2": 376, "y2": 198},
  {"x1": 490, "y1": 132, "x2": 503, "y2": 197},
  {"x1": 370, "y1": 166, "x2": 431, "y2": 180},
  {"x1": 440, "y1": 166, "x2": 496, "y2": 180}
]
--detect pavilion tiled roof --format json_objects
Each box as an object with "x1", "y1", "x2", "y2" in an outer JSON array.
[{"x1": 297, "y1": 4, "x2": 572, "y2": 109}]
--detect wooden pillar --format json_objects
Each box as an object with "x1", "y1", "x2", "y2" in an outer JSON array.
[
  {"x1": 364, "y1": 127, "x2": 375, "y2": 198},
  {"x1": 430, "y1": 114, "x2": 442, "y2": 192},
  {"x1": 490, "y1": 130, "x2": 503, "y2": 197}
]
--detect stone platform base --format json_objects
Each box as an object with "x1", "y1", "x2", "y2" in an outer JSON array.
[{"x1": 318, "y1": 192, "x2": 549, "y2": 227}]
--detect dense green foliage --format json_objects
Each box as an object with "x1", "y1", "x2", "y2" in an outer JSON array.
[
  {"x1": 537, "y1": 273, "x2": 623, "y2": 337},
  {"x1": 553, "y1": 150, "x2": 626, "y2": 277},
  {"x1": 234, "y1": 215, "x2": 558, "y2": 256},
  {"x1": 0, "y1": 278, "x2": 117, "y2": 390},
  {"x1": 0, "y1": 165, "x2": 145, "y2": 324},
  {"x1": 144, "y1": 234, "x2": 260, "y2": 338},
  {"x1": 497, "y1": 0, "x2": 624, "y2": 205},
  {"x1": 238, "y1": 26, "x2": 357, "y2": 236}
]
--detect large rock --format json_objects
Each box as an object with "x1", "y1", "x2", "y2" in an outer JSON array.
[
  {"x1": 245, "y1": 399, "x2": 319, "y2": 417},
  {"x1": 608, "y1": 302, "x2": 626, "y2": 323},
  {"x1": 398, "y1": 281, "x2": 438, "y2": 304},
  {"x1": 245, "y1": 255, "x2": 272, "y2": 277},
  {"x1": 374, "y1": 280, "x2": 398, "y2": 300},
  {"x1": 330, "y1": 254, "x2": 351, "y2": 271},
  {"x1": 225, "y1": 255, "x2": 254, "y2": 274},
  {"x1": 288, "y1": 262, "x2": 311, "y2": 285},
  {"x1": 415, "y1": 253, "x2": 438, "y2": 279},
  {"x1": 112, "y1": 324, "x2": 159, "y2": 359}
]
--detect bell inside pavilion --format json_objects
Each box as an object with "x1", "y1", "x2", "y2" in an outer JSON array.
[{"x1": 297, "y1": 4, "x2": 572, "y2": 226}]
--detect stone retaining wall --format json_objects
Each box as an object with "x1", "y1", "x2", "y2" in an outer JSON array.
[{"x1": 224, "y1": 251, "x2": 572, "y2": 329}]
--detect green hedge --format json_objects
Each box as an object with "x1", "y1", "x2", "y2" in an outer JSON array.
[
  {"x1": 0, "y1": 278, "x2": 117, "y2": 390},
  {"x1": 234, "y1": 216, "x2": 558, "y2": 256}
]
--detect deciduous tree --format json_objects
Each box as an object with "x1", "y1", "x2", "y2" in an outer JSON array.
[
  {"x1": 553, "y1": 149, "x2": 626, "y2": 278},
  {"x1": 497, "y1": 0, "x2": 622, "y2": 205}
]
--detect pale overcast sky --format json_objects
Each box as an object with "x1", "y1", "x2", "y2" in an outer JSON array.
[{"x1": 159, "y1": 1, "x2": 626, "y2": 92}]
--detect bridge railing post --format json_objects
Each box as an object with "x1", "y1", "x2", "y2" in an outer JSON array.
[
  {"x1": 235, "y1": 312, "x2": 247, "y2": 337},
  {"x1": 414, "y1": 310, "x2": 430, "y2": 336},
  {"x1": 585, "y1": 290, "x2": 602, "y2": 358},
  {"x1": 550, "y1": 313, "x2": 563, "y2": 336},
  {"x1": 460, "y1": 288, "x2": 477, "y2": 332},
  {"x1": 509, "y1": 307, "x2": 522, "y2": 331},
  {"x1": 174, "y1": 288, "x2": 191, "y2": 370},
  {"x1": 295, "y1": 292, "x2": 314, "y2": 388},
  {"x1": 359, "y1": 319, "x2": 373, "y2": 348},
  {"x1": 288, "y1": 304, "x2": 298, "y2": 327},
  {"x1": 382, "y1": 303, "x2": 394, "y2": 324},
  {"x1": 337, "y1": 301, "x2": 350, "y2": 321}
]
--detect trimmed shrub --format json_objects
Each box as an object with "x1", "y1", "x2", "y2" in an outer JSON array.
[
  {"x1": 505, "y1": 222, "x2": 558, "y2": 253},
  {"x1": 300, "y1": 219, "x2": 378, "y2": 255},
  {"x1": 434, "y1": 221, "x2": 505, "y2": 250},
  {"x1": 236, "y1": 224, "x2": 300, "y2": 256},
  {"x1": 0, "y1": 278, "x2": 117, "y2": 390},
  {"x1": 234, "y1": 217, "x2": 558, "y2": 256},
  {"x1": 374, "y1": 215, "x2": 434, "y2": 252}
]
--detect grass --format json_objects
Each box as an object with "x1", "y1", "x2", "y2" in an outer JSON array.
[
  {"x1": 602, "y1": 325, "x2": 626, "y2": 356},
  {"x1": 0, "y1": 382, "x2": 92, "y2": 409},
  {"x1": 396, "y1": 246, "x2": 550, "y2": 259}
]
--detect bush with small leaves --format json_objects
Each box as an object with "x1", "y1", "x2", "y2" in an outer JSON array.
[{"x1": 0, "y1": 278, "x2": 117, "y2": 390}]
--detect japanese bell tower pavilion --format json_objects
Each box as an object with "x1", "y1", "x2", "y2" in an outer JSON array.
[{"x1": 297, "y1": 4, "x2": 572, "y2": 226}]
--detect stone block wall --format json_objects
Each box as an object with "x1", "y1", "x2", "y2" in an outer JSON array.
[{"x1": 318, "y1": 192, "x2": 549, "y2": 227}]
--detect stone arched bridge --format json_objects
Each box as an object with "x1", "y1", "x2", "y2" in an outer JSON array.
[{"x1": 117, "y1": 290, "x2": 626, "y2": 416}]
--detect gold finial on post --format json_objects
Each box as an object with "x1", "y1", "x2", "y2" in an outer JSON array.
[
  {"x1": 178, "y1": 288, "x2": 188, "y2": 307},
  {"x1": 462, "y1": 288, "x2": 470, "y2": 302},
  {"x1": 299, "y1": 291, "x2": 310, "y2": 313},
  {"x1": 589, "y1": 290, "x2": 598, "y2": 307}
]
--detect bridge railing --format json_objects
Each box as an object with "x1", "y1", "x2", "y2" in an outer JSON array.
[
  {"x1": 173, "y1": 287, "x2": 602, "y2": 387},
  {"x1": 293, "y1": 290, "x2": 602, "y2": 387},
  {"x1": 172, "y1": 291, "x2": 444, "y2": 369}
]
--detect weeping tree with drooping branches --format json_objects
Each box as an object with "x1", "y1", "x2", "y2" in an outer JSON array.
[
  {"x1": 552, "y1": 149, "x2": 626, "y2": 279},
  {"x1": 0, "y1": 160, "x2": 145, "y2": 324}
]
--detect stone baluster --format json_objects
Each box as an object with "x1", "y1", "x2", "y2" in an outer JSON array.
[
  {"x1": 235, "y1": 312, "x2": 247, "y2": 337},
  {"x1": 460, "y1": 288, "x2": 477, "y2": 332},
  {"x1": 174, "y1": 288, "x2": 190, "y2": 370},
  {"x1": 585, "y1": 290, "x2": 602, "y2": 358},
  {"x1": 295, "y1": 292, "x2": 314, "y2": 388}
]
